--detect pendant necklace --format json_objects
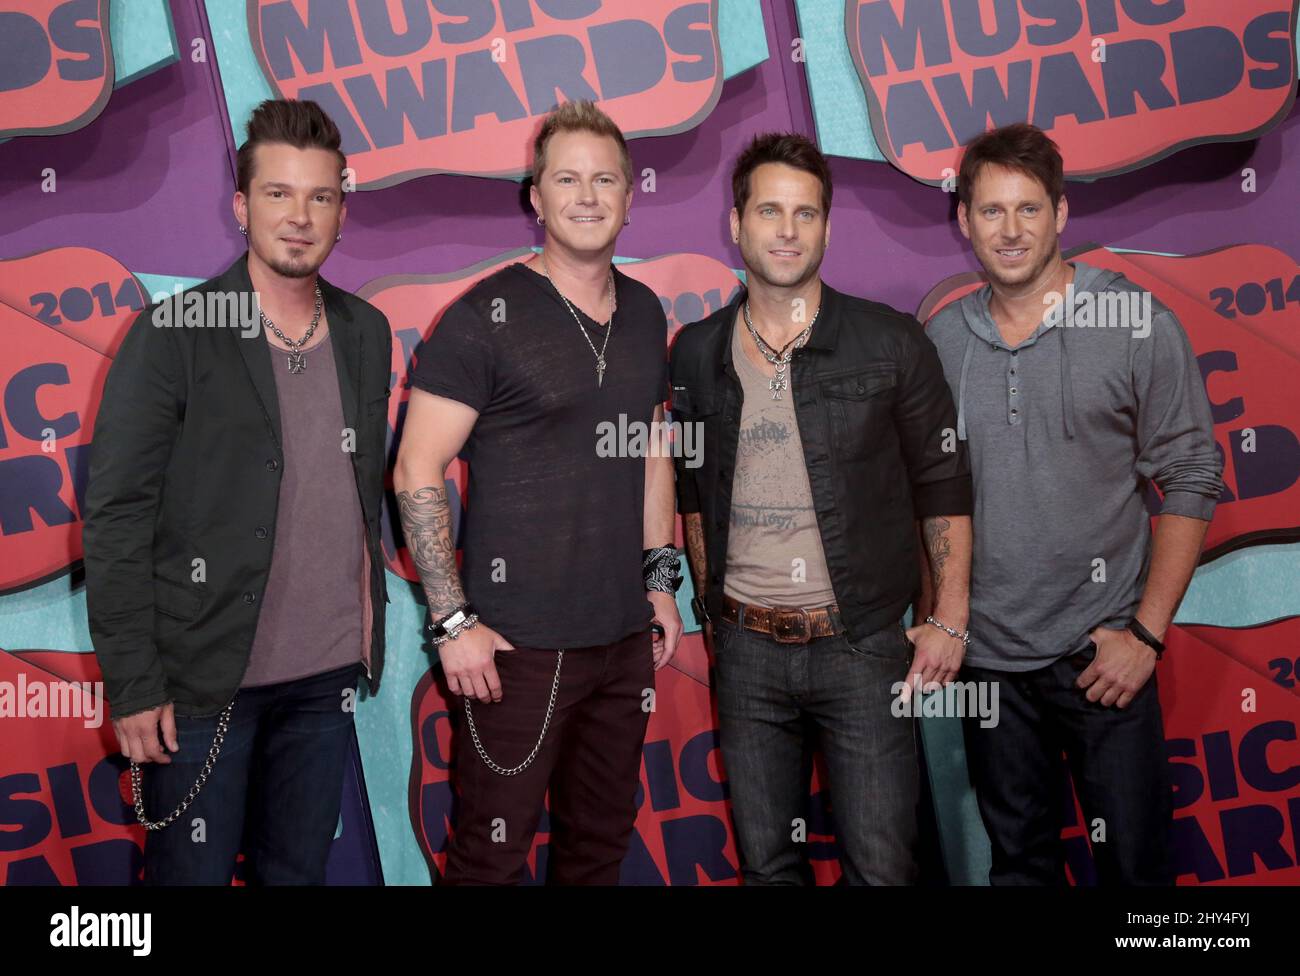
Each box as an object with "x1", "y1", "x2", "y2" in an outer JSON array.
[
  {"x1": 261, "y1": 283, "x2": 324, "y2": 374},
  {"x1": 743, "y1": 301, "x2": 818, "y2": 400},
  {"x1": 537, "y1": 257, "x2": 616, "y2": 388}
]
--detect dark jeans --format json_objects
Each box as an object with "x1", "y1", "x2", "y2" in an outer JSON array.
[
  {"x1": 712, "y1": 616, "x2": 919, "y2": 885},
  {"x1": 962, "y1": 645, "x2": 1174, "y2": 885},
  {"x1": 141, "y1": 662, "x2": 360, "y2": 885},
  {"x1": 441, "y1": 627, "x2": 654, "y2": 885}
]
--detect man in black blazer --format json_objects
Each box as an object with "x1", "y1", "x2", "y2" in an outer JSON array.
[{"x1": 83, "y1": 100, "x2": 391, "y2": 884}]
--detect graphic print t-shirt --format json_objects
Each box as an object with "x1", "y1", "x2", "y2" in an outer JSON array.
[{"x1": 724, "y1": 319, "x2": 835, "y2": 608}]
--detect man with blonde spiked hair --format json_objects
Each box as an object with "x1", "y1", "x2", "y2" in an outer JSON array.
[{"x1": 395, "y1": 100, "x2": 682, "y2": 885}]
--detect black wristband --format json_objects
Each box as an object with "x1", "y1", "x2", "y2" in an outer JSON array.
[
  {"x1": 1127, "y1": 617, "x2": 1165, "y2": 658},
  {"x1": 644, "y1": 547, "x2": 682, "y2": 593},
  {"x1": 428, "y1": 603, "x2": 476, "y2": 637}
]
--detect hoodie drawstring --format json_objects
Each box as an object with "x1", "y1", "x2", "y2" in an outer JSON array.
[
  {"x1": 1058, "y1": 322, "x2": 1076, "y2": 440},
  {"x1": 956, "y1": 332, "x2": 975, "y2": 442}
]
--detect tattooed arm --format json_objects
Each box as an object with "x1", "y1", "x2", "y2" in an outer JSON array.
[
  {"x1": 912, "y1": 521, "x2": 935, "y2": 621},
  {"x1": 904, "y1": 514, "x2": 972, "y2": 694},
  {"x1": 682, "y1": 512, "x2": 708, "y2": 599},
  {"x1": 396, "y1": 485, "x2": 464, "y2": 617},
  {"x1": 921, "y1": 515, "x2": 971, "y2": 632},
  {"x1": 394, "y1": 389, "x2": 512, "y2": 703}
]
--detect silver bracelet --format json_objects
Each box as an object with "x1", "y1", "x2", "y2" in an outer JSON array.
[
  {"x1": 431, "y1": 613, "x2": 479, "y2": 647},
  {"x1": 925, "y1": 615, "x2": 970, "y2": 648}
]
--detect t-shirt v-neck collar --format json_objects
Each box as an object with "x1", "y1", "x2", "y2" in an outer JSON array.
[
  {"x1": 510, "y1": 261, "x2": 615, "y2": 329},
  {"x1": 732, "y1": 317, "x2": 768, "y2": 381}
]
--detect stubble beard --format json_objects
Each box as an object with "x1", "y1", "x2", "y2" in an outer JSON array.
[{"x1": 740, "y1": 233, "x2": 823, "y2": 293}]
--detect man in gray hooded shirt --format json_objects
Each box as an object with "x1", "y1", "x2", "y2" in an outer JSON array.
[{"x1": 924, "y1": 124, "x2": 1222, "y2": 885}]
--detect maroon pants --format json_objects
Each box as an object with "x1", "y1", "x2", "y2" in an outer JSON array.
[{"x1": 441, "y1": 626, "x2": 654, "y2": 885}]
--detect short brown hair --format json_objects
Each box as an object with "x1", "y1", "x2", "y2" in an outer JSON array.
[
  {"x1": 531, "y1": 100, "x2": 633, "y2": 185},
  {"x1": 235, "y1": 99, "x2": 347, "y2": 196},
  {"x1": 958, "y1": 123, "x2": 1063, "y2": 212},
  {"x1": 731, "y1": 132, "x2": 833, "y2": 216}
]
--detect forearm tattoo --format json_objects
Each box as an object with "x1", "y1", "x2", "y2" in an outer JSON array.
[
  {"x1": 397, "y1": 485, "x2": 466, "y2": 616},
  {"x1": 922, "y1": 515, "x2": 952, "y2": 595},
  {"x1": 683, "y1": 513, "x2": 708, "y2": 595}
]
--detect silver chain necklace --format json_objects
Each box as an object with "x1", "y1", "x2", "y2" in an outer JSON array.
[
  {"x1": 261, "y1": 283, "x2": 324, "y2": 374},
  {"x1": 538, "y1": 258, "x2": 616, "y2": 388},
  {"x1": 743, "y1": 301, "x2": 819, "y2": 400}
]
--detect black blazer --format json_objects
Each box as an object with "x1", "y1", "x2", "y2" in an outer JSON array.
[{"x1": 84, "y1": 254, "x2": 392, "y2": 717}]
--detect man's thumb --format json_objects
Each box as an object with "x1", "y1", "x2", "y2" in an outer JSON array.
[{"x1": 160, "y1": 704, "x2": 179, "y2": 752}]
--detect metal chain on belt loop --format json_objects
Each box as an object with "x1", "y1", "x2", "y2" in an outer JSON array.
[
  {"x1": 463, "y1": 650, "x2": 563, "y2": 776},
  {"x1": 130, "y1": 700, "x2": 234, "y2": 831}
]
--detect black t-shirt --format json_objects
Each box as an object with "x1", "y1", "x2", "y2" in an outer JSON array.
[{"x1": 409, "y1": 261, "x2": 669, "y2": 648}]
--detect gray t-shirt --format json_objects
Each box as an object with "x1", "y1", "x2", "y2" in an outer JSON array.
[
  {"x1": 242, "y1": 333, "x2": 365, "y2": 687},
  {"x1": 926, "y1": 261, "x2": 1221, "y2": 670}
]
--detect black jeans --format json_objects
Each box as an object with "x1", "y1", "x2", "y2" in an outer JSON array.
[
  {"x1": 441, "y1": 628, "x2": 654, "y2": 886},
  {"x1": 712, "y1": 616, "x2": 919, "y2": 885},
  {"x1": 141, "y1": 662, "x2": 360, "y2": 885},
  {"x1": 962, "y1": 646, "x2": 1174, "y2": 885}
]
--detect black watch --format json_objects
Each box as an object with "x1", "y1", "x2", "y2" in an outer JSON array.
[
  {"x1": 1127, "y1": 618, "x2": 1165, "y2": 659},
  {"x1": 690, "y1": 595, "x2": 710, "y2": 626}
]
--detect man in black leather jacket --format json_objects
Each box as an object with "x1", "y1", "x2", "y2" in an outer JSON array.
[{"x1": 670, "y1": 132, "x2": 973, "y2": 884}]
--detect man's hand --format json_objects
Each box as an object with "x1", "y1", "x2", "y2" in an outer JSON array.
[
  {"x1": 1077, "y1": 625, "x2": 1157, "y2": 708},
  {"x1": 901, "y1": 621, "x2": 965, "y2": 701},
  {"x1": 648, "y1": 591, "x2": 683, "y2": 671},
  {"x1": 440, "y1": 623, "x2": 514, "y2": 703},
  {"x1": 113, "y1": 703, "x2": 178, "y2": 764}
]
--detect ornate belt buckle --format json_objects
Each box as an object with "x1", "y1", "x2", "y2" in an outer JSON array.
[{"x1": 772, "y1": 608, "x2": 811, "y2": 644}]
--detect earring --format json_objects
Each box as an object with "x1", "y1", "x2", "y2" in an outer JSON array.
[
  {"x1": 623, "y1": 215, "x2": 631, "y2": 226},
  {"x1": 336, "y1": 233, "x2": 342, "y2": 242},
  {"x1": 536, "y1": 215, "x2": 545, "y2": 226},
  {"x1": 239, "y1": 225, "x2": 247, "y2": 236}
]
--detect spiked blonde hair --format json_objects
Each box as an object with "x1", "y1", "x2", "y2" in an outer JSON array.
[{"x1": 531, "y1": 100, "x2": 633, "y2": 186}]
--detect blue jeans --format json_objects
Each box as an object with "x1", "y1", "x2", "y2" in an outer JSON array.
[
  {"x1": 962, "y1": 644, "x2": 1174, "y2": 885},
  {"x1": 712, "y1": 616, "x2": 919, "y2": 885},
  {"x1": 141, "y1": 663, "x2": 360, "y2": 885}
]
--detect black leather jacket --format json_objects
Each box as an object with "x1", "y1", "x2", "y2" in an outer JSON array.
[{"x1": 669, "y1": 283, "x2": 972, "y2": 642}]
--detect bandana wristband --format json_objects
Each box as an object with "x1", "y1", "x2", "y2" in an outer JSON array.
[{"x1": 643, "y1": 546, "x2": 682, "y2": 593}]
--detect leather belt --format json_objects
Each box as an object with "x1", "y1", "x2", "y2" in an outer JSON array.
[{"x1": 721, "y1": 595, "x2": 841, "y2": 645}]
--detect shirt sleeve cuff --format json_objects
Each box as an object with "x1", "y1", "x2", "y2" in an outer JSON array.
[
  {"x1": 409, "y1": 376, "x2": 488, "y2": 414},
  {"x1": 1157, "y1": 490, "x2": 1218, "y2": 521},
  {"x1": 912, "y1": 475, "x2": 974, "y2": 519},
  {"x1": 676, "y1": 484, "x2": 701, "y2": 514}
]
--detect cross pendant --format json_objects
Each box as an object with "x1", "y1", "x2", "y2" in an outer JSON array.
[
  {"x1": 769, "y1": 376, "x2": 786, "y2": 400},
  {"x1": 287, "y1": 350, "x2": 306, "y2": 374},
  {"x1": 596, "y1": 356, "x2": 606, "y2": 388}
]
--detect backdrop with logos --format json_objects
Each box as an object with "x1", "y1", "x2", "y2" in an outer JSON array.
[{"x1": 1, "y1": 0, "x2": 1298, "y2": 885}]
